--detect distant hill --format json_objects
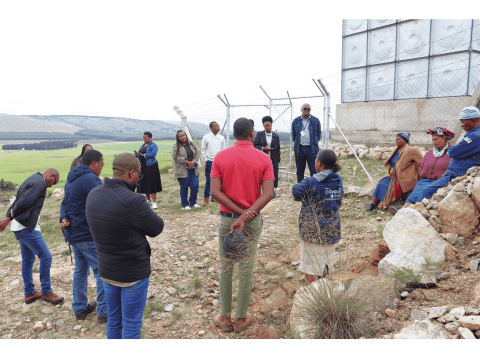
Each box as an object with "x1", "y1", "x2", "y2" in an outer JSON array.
[
  {"x1": 0, "y1": 114, "x2": 82, "y2": 133},
  {"x1": 25, "y1": 115, "x2": 211, "y2": 137}
]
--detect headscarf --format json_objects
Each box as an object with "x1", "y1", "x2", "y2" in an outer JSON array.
[
  {"x1": 459, "y1": 106, "x2": 480, "y2": 120},
  {"x1": 396, "y1": 132, "x2": 410, "y2": 143},
  {"x1": 426, "y1": 127, "x2": 455, "y2": 141}
]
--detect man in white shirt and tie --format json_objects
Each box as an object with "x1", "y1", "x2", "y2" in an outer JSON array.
[{"x1": 201, "y1": 121, "x2": 227, "y2": 206}]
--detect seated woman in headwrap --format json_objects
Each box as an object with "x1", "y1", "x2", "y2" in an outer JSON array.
[
  {"x1": 403, "y1": 127, "x2": 454, "y2": 207},
  {"x1": 366, "y1": 132, "x2": 424, "y2": 213}
]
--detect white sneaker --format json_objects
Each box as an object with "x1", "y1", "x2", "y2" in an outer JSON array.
[
  {"x1": 193, "y1": 204, "x2": 201, "y2": 208},
  {"x1": 152, "y1": 203, "x2": 158, "y2": 209},
  {"x1": 182, "y1": 206, "x2": 191, "y2": 210}
]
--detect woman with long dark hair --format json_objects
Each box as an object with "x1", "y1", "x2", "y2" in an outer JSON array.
[
  {"x1": 135, "y1": 132, "x2": 162, "y2": 209},
  {"x1": 71, "y1": 144, "x2": 93, "y2": 170},
  {"x1": 171, "y1": 130, "x2": 200, "y2": 210},
  {"x1": 292, "y1": 149, "x2": 343, "y2": 284}
]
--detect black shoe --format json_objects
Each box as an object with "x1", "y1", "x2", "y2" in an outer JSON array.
[
  {"x1": 75, "y1": 300, "x2": 97, "y2": 320},
  {"x1": 366, "y1": 203, "x2": 377, "y2": 212},
  {"x1": 97, "y1": 314, "x2": 108, "y2": 324}
]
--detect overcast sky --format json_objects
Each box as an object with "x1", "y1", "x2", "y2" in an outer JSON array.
[{"x1": 0, "y1": 1, "x2": 468, "y2": 127}]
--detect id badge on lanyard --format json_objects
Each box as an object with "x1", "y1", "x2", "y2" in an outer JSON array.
[{"x1": 300, "y1": 119, "x2": 310, "y2": 137}]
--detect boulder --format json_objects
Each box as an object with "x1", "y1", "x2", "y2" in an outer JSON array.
[
  {"x1": 458, "y1": 327, "x2": 476, "y2": 339},
  {"x1": 445, "y1": 245, "x2": 456, "y2": 262},
  {"x1": 367, "y1": 152, "x2": 383, "y2": 160},
  {"x1": 346, "y1": 275, "x2": 401, "y2": 318},
  {"x1": 343, "y1": 186, "x2": 362, "y2": 197},
  {"x1": 445, "y1": 321, "x2": 461, "y2": 334},
  {"x1": 382, "y1": 208, "x2": 450, "y2": 262},
  {"x1": 393, "y1": 319, "x2": 451, "y2": 339},
  {"x1": 51, "y1": 188, "x2": 64, "y2": 198},
  {"x1": 471, "y1": 177, "x2": 480, "y2": 210},
  {"x1": 457, "y1": 315, "x2": 480, "y2": 331},
  {"x1": 438, "y1": 188, "x2": 479, "y2": 238},
  {"x1": 378, "y1": 248, "x2": 437, "y2": 285},
  {"x1": 359, "y1": 181, "x2": 376, "y2": 197},
  {"x1": 470, "y1": 259, "x2": 479, "y2": 272},
  {"x1": 427, "y1": 306, "x2": 449, "y2": 319},
  {"x1": 409, "y1": 202, "x2": 427, "y2": 213},
  {"x1": 411, "y1": 309, "x2": 428, "y2": 321},
  {"x1": 470, "y1": 280, "x2": 480, "y2": 306}
]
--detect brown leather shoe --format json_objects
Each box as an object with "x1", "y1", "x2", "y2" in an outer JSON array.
[
  {"x1": 25, "y1": 291, "x2": 42, "y2": 304},
  {"x1": 233, "y1": 312, "x2": 254, "y2": 332},
  {"x1": 213, "y1": 313, "x2": 233, "y2": 332},
  {"x1": 202, "y1": 197, "x2": 209, "y2": 207},
  {"x1": 41, "y1": 291, "x2": 64, "y2": 305}
]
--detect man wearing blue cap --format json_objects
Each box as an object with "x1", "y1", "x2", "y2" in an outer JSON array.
[{"x1": 423, "y1": 106, "x2": 480, "y2": 200}]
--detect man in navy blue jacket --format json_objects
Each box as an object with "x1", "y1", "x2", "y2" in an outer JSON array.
[
  {"x1": 291, "y1": 103, "x2": 321, "y2": 183},
  {"x1": 0, "y1": 168, "x2": 64, "y2": 305},
  {"x1": 423, "y1": 106, "x2": 480, "y2": 200},
  {"x1": 60, "y1": 149, "x2": 107, "y2": 323}
]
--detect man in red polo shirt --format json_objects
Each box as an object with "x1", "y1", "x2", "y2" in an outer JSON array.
[{"x1": 210, "y1": 117, "x2": 274, "y2": 333}]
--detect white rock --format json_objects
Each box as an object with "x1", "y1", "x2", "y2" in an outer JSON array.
[
  {"x1": 33, "y1": 321, "x2": 44, "y2": 331},
  {"x1": 427, "y1": 306, "x2": 449, "y2": 319},
  {"x1": 286, "y1": 272, "x2": 294, "y2": 279},
  {"x1": 165, "y1": 304, "x2": 175, "y2": 312},
  {"x1": 470, "y1": 259, "x2": 479, "y2": 272},
  {"x1": 212, "y1": 299, "x2": 219, "y2": 307},
  {"x1": 465, "y1": 307, "x2": 480, "y2": 316},
  {"x1": 180, "y1": 256, "x2": 187, "y2": 261},
  {"x1": 401, "y1": 291, "x2": 409, "y2": 298},
  {"x1": 394, "y1": 319, "x2": 451, "y2": 339},
  {"x1": 378, "y1": 247, "x2": 437, "y2": 285},
  {"x1": 445, "y1": 321, "x2": 460, "y2": 334},
  {"x1": 458, "y1": 327, "x2": 476, "y2": 339},
  {"x1": 74, "y1": 325, "x2": 82, "y2": 331},
  {"x1": 411, "y1": 309, "x2": 428, "y2": 321},
  {"x1": 382, "y1": 208, "x2": 450, "y2": 262},
  {"x1": 198, "y1": 330, "x2": 205, "y2": 335},
  {"x1": 457, "y1": 315, "x2": 480, "y2": 331},
  {"x1": 437, "y1": 313, "x2": 457, "y2": 323},
  {"x1": 167, "y1": 287, "x2": 176, "y2": 295},
  {"x1": 450, "y1": 307, "x2": 466, "y2": 320}
]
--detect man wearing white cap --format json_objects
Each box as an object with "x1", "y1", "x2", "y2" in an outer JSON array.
[{"x1": 423, "y1": 106, "x2": 480, "y2": 200}]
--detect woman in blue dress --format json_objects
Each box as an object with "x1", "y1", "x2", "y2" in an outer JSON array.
[{"x1": 366, "y1": 132, "x2": 423, "y2": 213}]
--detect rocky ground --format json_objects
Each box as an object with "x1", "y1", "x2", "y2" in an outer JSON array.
[{"x1": 0, "y1": 164, "x2": 479, "y2": 339}]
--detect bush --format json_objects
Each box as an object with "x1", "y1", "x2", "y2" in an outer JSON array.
[
  {"x1": 293, "y1": 279, "x2": 378, "y2": 339},
  {"x1": 0, "y1": 179, "x2": 16, "y2": 191}
]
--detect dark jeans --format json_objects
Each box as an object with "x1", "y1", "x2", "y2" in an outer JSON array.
[
  {"x1": 295, "y1": 145, "x2": 317, "y2": 183},
  {"x1": 204, "y1": 160, "x2": 212, "y2": 198},
  {"x1": 71, "y1": 241, "x2": 107, "y2": 316},
  {"x1": 14, "y1": 229, "x2": 52, "y2": 297},
  {"x1": 422, "y1": 174, "x2": 455, "y2": 201},
  {"x1": 177, "y1": 169, "x2": 199, "y2": 207},
  {"x1": 102, "y1": 276, "x2": 150, "y2": 339}
]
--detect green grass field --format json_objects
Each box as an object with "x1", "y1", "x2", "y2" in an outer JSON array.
[{"x1": 0, "y1": 141, "x2": 177, "y2": 190}]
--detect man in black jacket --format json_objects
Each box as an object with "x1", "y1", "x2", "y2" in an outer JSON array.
[
  {"x1": 86, "y1": 153, "x2": 164, "y2": 339},
  {"x1": 0, "y1": 168, "x2": 64, "y2": 305}
]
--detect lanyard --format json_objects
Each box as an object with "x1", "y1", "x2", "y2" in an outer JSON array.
[{"x1": 302, "y1": 118, "x2": 310, "y2": 132}]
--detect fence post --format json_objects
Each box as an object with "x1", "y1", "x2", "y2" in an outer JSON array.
[{"x1": 287, "y1": 90, "x2": 293, "y2": 172}]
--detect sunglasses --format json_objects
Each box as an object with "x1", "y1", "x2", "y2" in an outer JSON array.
[
  {"x1": 303, "y1": 108, "x2": 311, "y2": 111},
  {"x1": 130, "y1": 168, "x2": 144, "y2": 180}
]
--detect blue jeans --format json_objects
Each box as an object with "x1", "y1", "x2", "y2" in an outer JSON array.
[
  {"x1": 71, "y1": 241, "x2": 107, "y2": 316},
  {"x1": 204, "y1": 160, "x2": 212, "y2": 198},
  {"x1": 422, "y1": 174, "x2": 455, "y2": 201},
  {"x1": 295, "y1": 145, "x2": 317, "y2": 183},
  {"x1": 14, "y1": 229, "x2": 52, "y2": 297},
  {"x1": 405, "y1": 178, "x2": 436, "y2": 204},
  {"x1": 102, "y1": 276, "x2": 150, "y2": 339},
  {"x1": 177, "y1": 169, "x2": 199, "y2": 207}
]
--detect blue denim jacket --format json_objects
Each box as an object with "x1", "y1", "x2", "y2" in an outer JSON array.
[
  {"x1": 291, "y1": 115, "x2": 321, "y2": 155},
  {"x1": 445, "y1": 125, "x2": 480, "y2": 176},
  {"x1": 141, "y1": 142, "x2": 158, "y2": 166},
  {"x1": 292, "y1": 172, "x2": 343, "y2": 245}
]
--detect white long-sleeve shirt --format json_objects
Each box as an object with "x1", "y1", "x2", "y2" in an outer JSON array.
[{"x1": 201, "y1": 132, "x2": 226, "y2": 161}]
